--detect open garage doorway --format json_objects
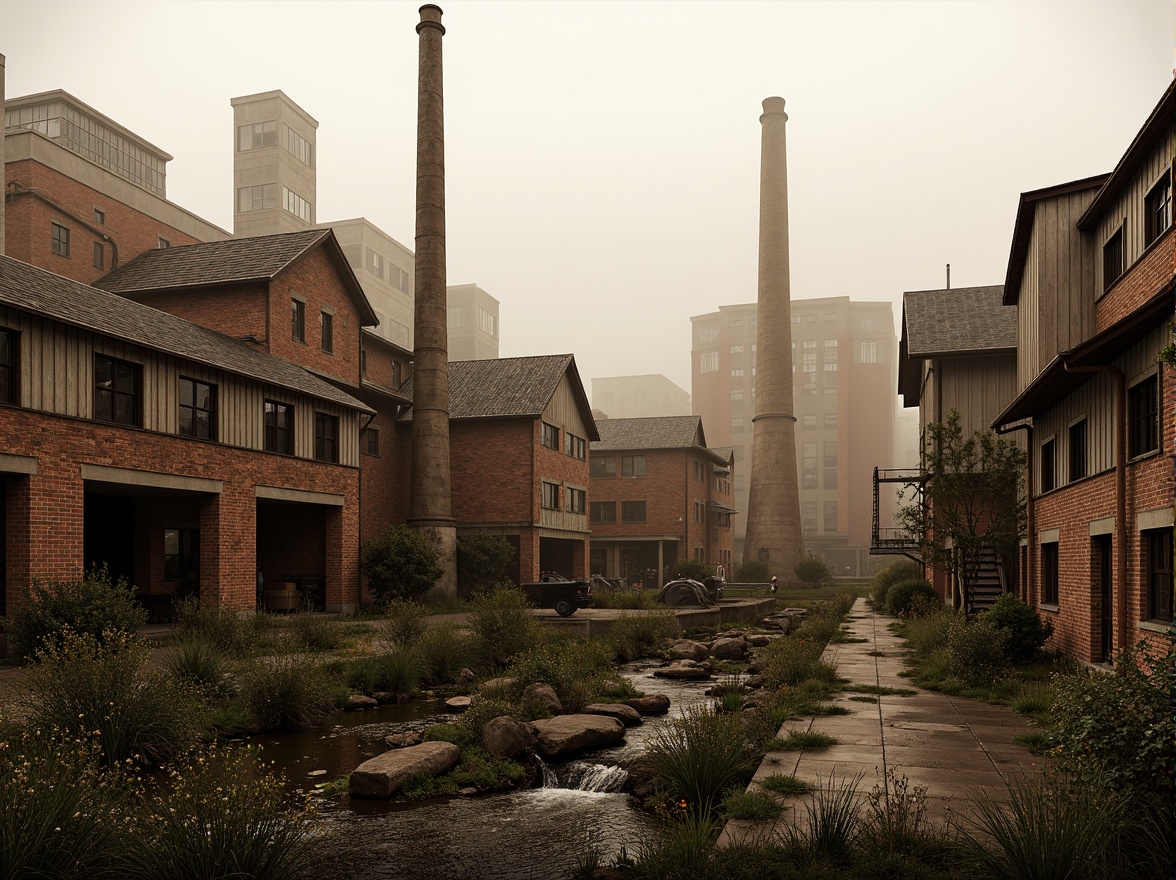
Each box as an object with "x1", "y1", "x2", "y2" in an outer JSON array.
[
  {"x1": 84, "y1": 493, "x2": 137, "y2": 587},
  {"x1": 539, "y1": 537, "x2": 581, "y2": 579},
  {"x1": 256, "y1": 499, "x2": 327, "y2": 612}
]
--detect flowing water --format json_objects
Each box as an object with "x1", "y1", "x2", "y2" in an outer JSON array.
[{"x1": 253, "y1": 661, "x2": 713, "y2": 880}]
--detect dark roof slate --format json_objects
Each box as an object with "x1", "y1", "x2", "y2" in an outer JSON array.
[
  {"x1": 0, "y1": 255, "x2": 370, "y2": 412},
  {"x1": 903, "y1": 286, "x2": 1016, "y2": 356},
  {"x1": 592, "y1": 416, "x2": 704, "y2": 451}
]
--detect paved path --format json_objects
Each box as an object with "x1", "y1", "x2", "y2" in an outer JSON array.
[{"x1": 721, "y1": 598, "x2": 1043, "y2": 844}]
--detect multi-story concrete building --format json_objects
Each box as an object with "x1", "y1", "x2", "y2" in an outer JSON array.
[
  {"x1": 446, "y1": 283, "x2": 500, "y2": 361},
  {"x1": 691, "y1": 297, "x2": 896, "y2": 575},
  {"x1": 591, "y1": 374, "x2": 691, "y2": 420}
]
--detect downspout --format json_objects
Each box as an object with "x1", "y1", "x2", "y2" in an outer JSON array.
[
  {"x1": 994, "y1": 420, "x2": 1034, "y2": 604},
  {"x1": 1064, "y1": 361, "x2": 1127, "y2": 652}
]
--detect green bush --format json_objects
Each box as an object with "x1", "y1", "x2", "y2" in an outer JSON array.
[
  {"x1": 361, "y1": 524, "x2": 443, "y2": 608},
  {"x1": 509, "y1": 637, "x2": 616, "y2": 712},
  {"x1": 945, "y1": 616, "x2": 1008, "y2": 687},
  {"x1": 606, "y1": 610, "x2": 680, "y2": 662},
  {"x1": 236, "y1": 652, "x2": 338, "y2": 731},
  {"x1": 983, "y1": 592, "x2": 1053, "y2": 663},
  {"x1": 417, "y1": 620, "x2": 479, "y2": 685},
  {"x1": 794, "y1": 555, "x2": 830, "y2": 586},
  {"x1": 382, "y1": 599, "x2": 428, "y2": 647},
  {"x1": 7, "y1": 566, "x2": 147, "y2": 660},
  {"x1": 456, "y1": 534, "x2": 516, "y2": 595},
  {"x1": 671, "y1": 558, "x2": 713, "y2": 581},
  {"x1": 884, "y1": 578, "x2": 936, "y2": 617},
  {"x1": 288, "y1": 612, "x2": 342, "y2": 652},
  {"x1": 19, "y1": 629, "x2": 204, "y2": 767},
  {"x1": 901, "y1": 608, "x2": 955, "y2": 657},
  {"x1": 734, "y1": 560, "x2": 769, "y2": 584},
  {"x1": 171, "y1": 596, "x2": 256, "y2": 655},
  {"x1": 648, "y1": 704, "x2": 752, "y2": 818},
  {"x1": 871, "y1": 561, "x2": 921, "y2": 610},
  {"x1": 468, "y1": 586, "x2": 540, "y2": 669}
]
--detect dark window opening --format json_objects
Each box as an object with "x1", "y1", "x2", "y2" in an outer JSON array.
[
  {"x1": 178, "y1": 377, "x2": 216, "y2": 440},
  {"x1": 1042, "y1": 542, "x2": 1059, "y2": 605},
  {"x1": 1128, "y1": 375, "x2": 1158, "y2": 458},
  {"x1": 94, "y1": 354, "x2": 140, "y2": 426},
  {"x1": 1068, "y1": 420, "x2": 1087, "y2": 483},
  {"x1": 264, "y1": 400, "x2": 293, "y2": 454},
  {"x1": 315, "y1": 412, "x2": 339, "y2": 463}
]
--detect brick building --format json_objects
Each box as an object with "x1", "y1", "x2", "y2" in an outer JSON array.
[
  {"x1": 588, "y1": 416, "x2": 735, "y2": 587},
  {"x1": 993, "y1": 80, "x2": 1175, "y2": 662}
]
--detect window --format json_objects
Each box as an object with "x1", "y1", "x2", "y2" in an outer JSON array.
[
  {"x1": 857, "y1": 341, "x2": 878, "y2": 363},
  {"x1": 565, "y1": 433, "x2": 585, "y2": 460},
  {"x1": 157, "y1": 237, "x2": 170, "y2": 249},
  {"x1": 730, "y1": 418, "x2": 745, "y2": 433},
  {"x1": 363, "y1": 427, "x2": 380, "y2": 456},
  {"x1": 292, "y1": 298, "x2": 305, "y2": 342},
  {"x1": 1040, "y1": 438, "x2": 1056, "y2": 493},
  {"x1": 622, "y1": 455, "x2": 646, "y2": 477},
  {"x1": 1145, "y1": 172, "x2": 1172, "y2": 247},
  {"x1": 236, "y1": 183, "x2": 278, "y2": 213},
  {"x1": 93, "y1": 355, "x2": 139, "y2": 426},
  {"x1": 178, "y1": 377, "x2": 215, "y2": 440},
  {"x1": 237, "y1": 120, "x2": 277, "y2": 151},
  {"x1": 93, "y1": 208, "x2": 105, "y2": 225},
  {"x1": 693, "y1": 461, "x2": 703, "y2": 480},
  {"x1": 541, "y1": 422, "x2": 559, "y2": 450},
  {"x1": 697, "y1": 327, "x2": 718, "y2": 343},
  {"x1": 541, "y1": 481, "x2": 560, "y2": 510},
  {"x1": 823, "y1": 501, "x2": 838, "y2": 532},
  {"x1": 51, "y1": 222, "x2": 70, "y2": 257},
  {"x1": 824, "y1": 442, "x2": 838, "y2": 467},
  {"x1": 699, "y1": 351, "x2": 718, "y2": 373},
  {"x1": 321, "y1": 311, "x2": 334, "y2": 354},
  {"x1": 282, "y1": 186, "x2": 313, "y2": 223},
  {"x1": 1128, "y1": 375, "x2": 1158, "y2": 458},
  {"x1": 1068, "y1": 420, "x2": 1087, "y2": 482},
  {"x1": 802, "y1": 502, "x2": 817, "y2": 531},
  {"x1": 93, "y1": 242, "x2": 104, "y2": 269},
  {"x1": 0, "y1": 328, "x2": 17, "y2": 404},
  {"x1": 590, "y1": 501, "x2": 616, "y2": 523},
  {"x1": 801, "y1": 414, "x2": 816, "y2": 428},
  {"x1": 824, "y1": 468, "x2": 838, "y2": 489},
  {"x1": 1145, "y1": 528, "x2": 1173, "y2": 621},
  {"x1": 566, "y1": 487, "x2": 586, "y2": 514},
  {"x1": 315, "y1": 413, "x2": 339, "y2": 463},
  {"x1": 621, "y1": 500, "x2": 646, "y2": 522},
  {"x1": 590, "y1": 455, "x2": 616, "y2": 478},
  {"x1": 164, "y1": 528, "x2": 199, "y2": 582},
  {"x1": 283, "y1": 123, "x2": 313, "y2": 166},
  {"x1": 368, "y1": 249, "x2": 384, "y2": 279},
  {"x1": 824, "y1": 412, "x2": 838, "y2": 428},
  {"x1": 1041, "y1": 542, "x2": 1059, "y2": 605},
  {"x1": 802, "y1": 471, "x2": 817, "y2": 490},
  {"x1": 478, "y1": 307, "x2": 497, "y2": 337},
  {"x1": 1103, "y1": 226, "x2": 1124, "y2": 291},
  {"x1": 264, "y1": 400, "x2": 293, "y2": 454}
]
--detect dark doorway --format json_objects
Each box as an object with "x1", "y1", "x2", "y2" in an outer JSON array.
[
  {"x1": 538, "y1": 538, "x2": 575, "y2": 578},
  {"x1": 1096, "y1": 535, "x2": 1113, "y2": 661},
  {"x1": 0, "y1": 478, "x2": 6, "y2": 616},
  {"x1": 84, "y1": 494, "x2": 136, "y2": 586}
]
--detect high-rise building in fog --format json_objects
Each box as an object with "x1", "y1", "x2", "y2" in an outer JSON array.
[{"x1": 591, "y1": 374, "x2": 691, "y2": 419}]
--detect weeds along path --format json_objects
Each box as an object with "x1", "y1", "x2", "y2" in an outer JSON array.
[{"x1": 722, "y1": 598, "x2": 1044, "y2": 845}]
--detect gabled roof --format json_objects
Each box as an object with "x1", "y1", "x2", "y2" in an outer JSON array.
[
  {"x1": 96, "y1": 228, "x2": 378, "y2": 326},
  {"x1": 1001, "y1": 175, "x2": 1110, "y2": 305},
  {"x1": 591, "y1": 416, "x2": 730, "y2": 465},
  {"x1": 399, "y1": 354, "x2": 599, "y2": 440},
  {"x1": 0, "y1": 255, "x2": 371, "y2": 413}
]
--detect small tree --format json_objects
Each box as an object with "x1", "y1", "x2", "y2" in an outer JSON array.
[
  {"x1": 794, "y1": 555, "x2": 830, "y2": 587},
  {"x1": 896, "y1": 410, "x2": 1026, "y2": 610},
  {"x1": 671, "y1": 559, "x2": 712, "y2": 581},
  {"x1": 361, "y1": 525, "x2": 443, "y2": 608},
  {"x1": 456, "y1": 534, "x2": 516, "y2": 595},
  {"x1": 734, "y1": 560, "x2": 769, "y2": 584}
]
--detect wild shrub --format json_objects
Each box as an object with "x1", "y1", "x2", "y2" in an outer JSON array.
[
  {"x1": 884, "y1": 578, "x2": 936, "y2": 617},
  {"x1": 164, "y1": 633, "x2": 229, "y2": 698},
  {"x1": 901, "y1": 608, "x2": 955, "y2": 657},
  {"x1": 509, "y1": 636, "x2": 615, "y2": 712},
  {"x1": 759, "y1": 634, "x2": 833, "y2": 689},
  {"x1": 606, "y1": 610, "x2": 680, "y2": 661},
  {"x1": 417, "y1": 620, "x2": 479, "y2": 685},
  {"x1": 711, "y1": 674, "x2": 746, "y2": 714},
  {"x1": 982, "y1": 592, "x2": 1052, "y2": 663},
  {"x1": 19, "y1": 629, "x2": 204, "y2": 767},
  {"x1": 794, "y1": 555, "x2": 830, "y2": 586},
  {"x1": 456, "y1": 534, "x2": 516, "y2": 595},
  {"x1": 722, "y1": 787, "x2": 783, "y2": 821},
  {"x1": 468, "y1": 585, "x2": 541, "y2": 669},
  {"x1": 589, "y1": 589, "x2": 659, "y2": 611},
  {"x1": 945, "y1": 616, "x2": 1008, "y2": 687},
  {"x1": 399, "y1": 746, "x2": 528, "y2": 800},
  {"x1": 860, "y1": 769, "x2": 932, "y2": 858},
  {"x1": 375, "y1": 643, "x2": 424, "y2": 696},
  {"x1": 871, "y1": 560, "x2": 921, "y2": 610},
  {"x1": 121, "y1": 743, "x2": 317, "y2": 880},
  {"x1": 382, "y1": 598, "x2": 428, "y2": 647},
  {"x1": 172, "y1": 596, "x2": 255, "y2": 655},
  {"x1": 423, "y1": 696, "x2": 515, "y2": 749},
  {"x1": 670, "y1": 558, "x2": 713, "y2": 581},
  {"x1": 7, "y1": 566, "x2": 147, "y2": 660},
  {"x1": 786, "y1": 771, "x2": 864, "y2": 862},
  {"x1": 361, "y1": 524, "x2": 442, "y2": 608},
  {"x1": 236, "y1": 652, "x2": 338, "y2": 731},
  {"x1": 647, "y1": 704, "x2": 752, "y2": 818},
  {"x1": 634, "y1": 812, "x2": 723, "y2": 878},
  {"x1": 734, "y1": 559, "x2": 769, "y2": 584},
  {"x1": 288, "y1": 612, "x2": 342, "y2": 652}
]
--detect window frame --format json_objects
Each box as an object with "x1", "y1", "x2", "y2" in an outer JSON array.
[
  {"x1": 540, "y1": 421, "x2": 559, "y2": 450},
  {"x1": 314, "y1": 412, "x2": 339, "y2": 463},
  {"x1": 621, "y1": 455, "x2": 646, "y2": 478},
  {"x1": 590, "y1": 501, "x2": 616, "y2": 523},
  {"x1": 291, "y1": 296, "x2": 305, "y2": 343},
  {"x1": 566, "y1": 486, "x2": 586, "y2": 515},
  {"x1": 1041, "y1": 541, "x2": 1060, "y2": 606},
  {"x1": 0, "y1": 327, "x2": 18, "y2": 405},
  {"x1": 565, "y1": 432, "x2": 585, "y2": 461},
  {"x1": 1144, "y1": 169, "x2": 1172, "y2": 248},
  {"x1": 1144, "y1": 528, "x2": 1173, "y2": 622},
  {"x1": 321, "y1": 311, "x2": 334, "y2": 354},
  {"x1": 541, "y1": 480, "x2": 560, "y2": 510},
  {"x1": 93, "y1": 354, "x2": 140, "y2": 427},
  {"x1": 1068, "y1": 419, "x2": 1087, "y2": 483},
  {"x1": 590, "y1": 455, "x2": 616, "y2": 479},
  {"x1": 1102, "y1": 225, "x2": 1124, "y2": 291},
  {"x1": 362, "y1": 427, "x2": 380, "y2": 457},
  {"x1": 178, "y1": 376, "x2": 216, "y2": 441},
  {"x1": 1040, "y1": 437, "x2": 1056, "y2": 493},
  {"x1": 92, "y1": 241, "x2": 104, "y2": 270},
  {"x1": 264, "y1": 400, "x2": 293, "y2": 455},
  {"x1": 163, "y1": 527, "x2": 199, "y2": 582},
  {"x1": 51, "y1": 221, "x2": 70, "y2": 257},
  {"x1": 1128, "y1": 373, "x2": 1158, "y2": 459},
  {"x1": 621, "y1": 500, "x2": 647, "y2": 523}
]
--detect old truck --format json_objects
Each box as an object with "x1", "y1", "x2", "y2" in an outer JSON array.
[{"x1": 521, "y1": 571, "x2": 594, "y2": 617}]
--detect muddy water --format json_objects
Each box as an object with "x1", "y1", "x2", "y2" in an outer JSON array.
[{"x1": 252, "y1": 661, "x2": 713, "y2": 880}]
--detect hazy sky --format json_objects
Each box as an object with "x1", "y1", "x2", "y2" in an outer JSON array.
[{"x1": 4, "y1": 1, "x2": 1173, "y2": 392}]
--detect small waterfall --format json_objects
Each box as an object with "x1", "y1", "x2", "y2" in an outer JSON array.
[{"x1": 536, "y1": 757, "x2": 629, "y2": 793}]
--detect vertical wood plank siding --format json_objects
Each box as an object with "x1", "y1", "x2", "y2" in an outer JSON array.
[{"x1": 1096, "y1": 131, "x2": 1175, "y2": 289}]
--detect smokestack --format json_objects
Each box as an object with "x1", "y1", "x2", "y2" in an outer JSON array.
[
  {"x1": 946, "y1": 263, "x2": 951, "y2": 290},
  {"x1": 408, "y1": 4, "x2": 457, "y2": 596},
  {"x1": 1, "y1": 53, "x2": 6, "y2": 256},
  {"x1": 742, "y1": 96, "x2": 805, "y2": 577}
]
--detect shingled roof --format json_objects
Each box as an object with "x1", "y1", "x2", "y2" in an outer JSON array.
[
  {"x1": 592, "y1": 416, "x2": 730, "y2": 465},
  {"x1": 95, "y1": 228, "x2": 378, "y2": 325},
  {"x1": 902, "y1": 286, "x2": 1016, "y2": 357},
  {"x1": 399, "y1": 354, "x2": 598, "y2": 439},
  {"x1": 0, "y1": 255, "x2": 371, "y2": 413}
]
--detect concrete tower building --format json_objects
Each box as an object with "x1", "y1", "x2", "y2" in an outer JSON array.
[
  {"x1": 231, "y1": 90, "x2": 317, "y2": 238},
  {"x1": 409, "y1": 3, "x2": 457, "y2": 596},
  {"x1": 742, "y1": 97, "x2": 804, "y2": 575}
]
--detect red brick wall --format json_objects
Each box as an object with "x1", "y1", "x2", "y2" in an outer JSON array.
[
  {"x1": 449, "y1": 418, "x2": 536, "y2": 524},
  {"x1": 5, "y1": 159, "x2": 205, "y2": 285},
  {"x1": 124, "y1": 283, "x2": 269, "y2": 348},
  {"x1": 1096, "y1": 226, "x2": 1174, "y2": 330},
  {"x1": 359, "y1": 401, "x2": 411, "y2": 546}
]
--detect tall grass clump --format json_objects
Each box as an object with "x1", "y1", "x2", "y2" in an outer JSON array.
[
  {"x1": 509, "y1": 636, "x2": 616, "y2": 712},
  {"x1": 164, "y1": 632, "x2": 229, "y2": 698},
  {"x1": 417, "y1": 620, "x2": 479, "y2": 685},
  {"x1": 7, "y1": 566, "x2": 147, "y2": 660},
  {"x1": 606, "y1": 610, "x2": 680, "y2": 661},
  {"x1": 647, "y1": 705, "x2": 751, "y2": 818},
  {"x1": 236, "y1": 652, "x2": 339, "y2": 731},
  {"x1": 288, "y1": 611, "x2": 343, "y2": 652},
  {"x1": 121, "y1": 743, "x2": 318, "y2": 880},
  {"x1": 786, "y1": 771, "x2": 865, "y2": 862},
  {"x1": 634, "y1": 812, "x2": 723, "y2": 878},
  {"x1": 376, "y1": 643, "x2": 424, "y2": 696},
  {"x1": 901, "y1": 607, "x2": 955, "y2": 657},
  {"x1": 19, "y1": 629, "x2": 204, "y2": 767},
  {"x1": 871, "y1": 560, "x2": 921, "y2": 611},
  {"x1": 172, "y1": 595, "x2": 256, "y2": 655},
  {"x1": 468, "y1": 585, "x2": 541, "y2": 669},
  {"x1": 382, "y1": 598, "x2": 428, "y2": 647},
  {"x1": 759, "y1": 633, "x2": 837, "y2": 690}
]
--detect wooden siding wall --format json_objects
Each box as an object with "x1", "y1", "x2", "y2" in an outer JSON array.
[
  {"x1": 1096, "y1": 128, "x2": 1176, "y2": 289},
  {"x1": 937, "y1": 354, "x2": 1018, "y2": 435},
  {"x1": 1017, "y1": 190, "x2": 1100, "y2": 390},
  {"x1": 542, "y1": 374, "x2": 592, "y2": 439},
  {"x1": 0, "y1": 305, "x2": 360, "y2": 466}
]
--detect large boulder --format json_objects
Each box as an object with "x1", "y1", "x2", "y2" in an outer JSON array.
[
  {"x1": 482, "y1": 715, "x2": 538, "y2": 759},
  {"x1": 350, "y1": 742, "x2": 461, "y2": 799},
  {"x1": 521, "y1": 682, "x2": 563, "y2": 715},
  {"x1": 480, "y1": 676, "x2": 519, "y2": 696},
  {"x1": 667, "y1": 639, "x2": 709, "y2": 662},
  {"x1": 653, "y1": 659, "x2": 713, "y2": 680},
  {"x1": 531, "y1": 714, "x2": 625, "y2": 759},
  {"x1": 445, "y1": 696, "x2": 472, "y2": 713},
  {"x1": 384, "y1": 731, "x2": 423, "y2": 749},
  {"x1": 625, "y1": 694, "x2": 671, "y2": 715},
  {"x1": 582, "y1": 703, "x2": 643, "y2": 727},
  {"x1": 710, "y1": 636, "x2": 748, "y2": 660}
]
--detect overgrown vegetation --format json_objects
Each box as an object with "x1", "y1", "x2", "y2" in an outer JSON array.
[
  {"x1": 870, "y1": 559, "x2": 922, "y2": 611},
  {"x1": 360, "y1": 524, "x2": 443, "y2": 608},
  {"x1": 794, "y1": 555, "x2": 830, "y2": 586},
  {"x1": 733, "y1": 559, "x2": 769, "y2": 584},
  {"x1": 455, "y1": 534, "x2": 516, "y2": 596}
]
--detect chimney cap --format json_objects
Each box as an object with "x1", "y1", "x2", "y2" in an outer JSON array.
[
  {"x1": 418, "y1": 4, "x2": 445, "y2": 34},
  {"x1": 761, "y1": 96, "x2": 787, "y2": 115}
]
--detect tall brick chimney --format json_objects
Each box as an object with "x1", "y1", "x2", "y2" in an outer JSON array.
[
  {"x1": 1, "y1": 53, "x2": 6, "y2": 256},
  {"x1": 742, "y1": 97, "x2": 805, "y2": 578},
  {"x1": 408, "y1": 5, "x2": 457, "y2": 596}
]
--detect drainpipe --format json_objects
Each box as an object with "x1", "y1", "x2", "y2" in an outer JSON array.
[
  {"x1": 1064, "y1": 361, "x2": 1127, "y2": 652},
  {"x1": 995, "y1": 420, "x2": 1034, "y2": 604}
]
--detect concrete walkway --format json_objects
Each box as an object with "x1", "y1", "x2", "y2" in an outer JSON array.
[{"x1": 722, "y1": 598, "x2": 1043, "y2": 844}]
